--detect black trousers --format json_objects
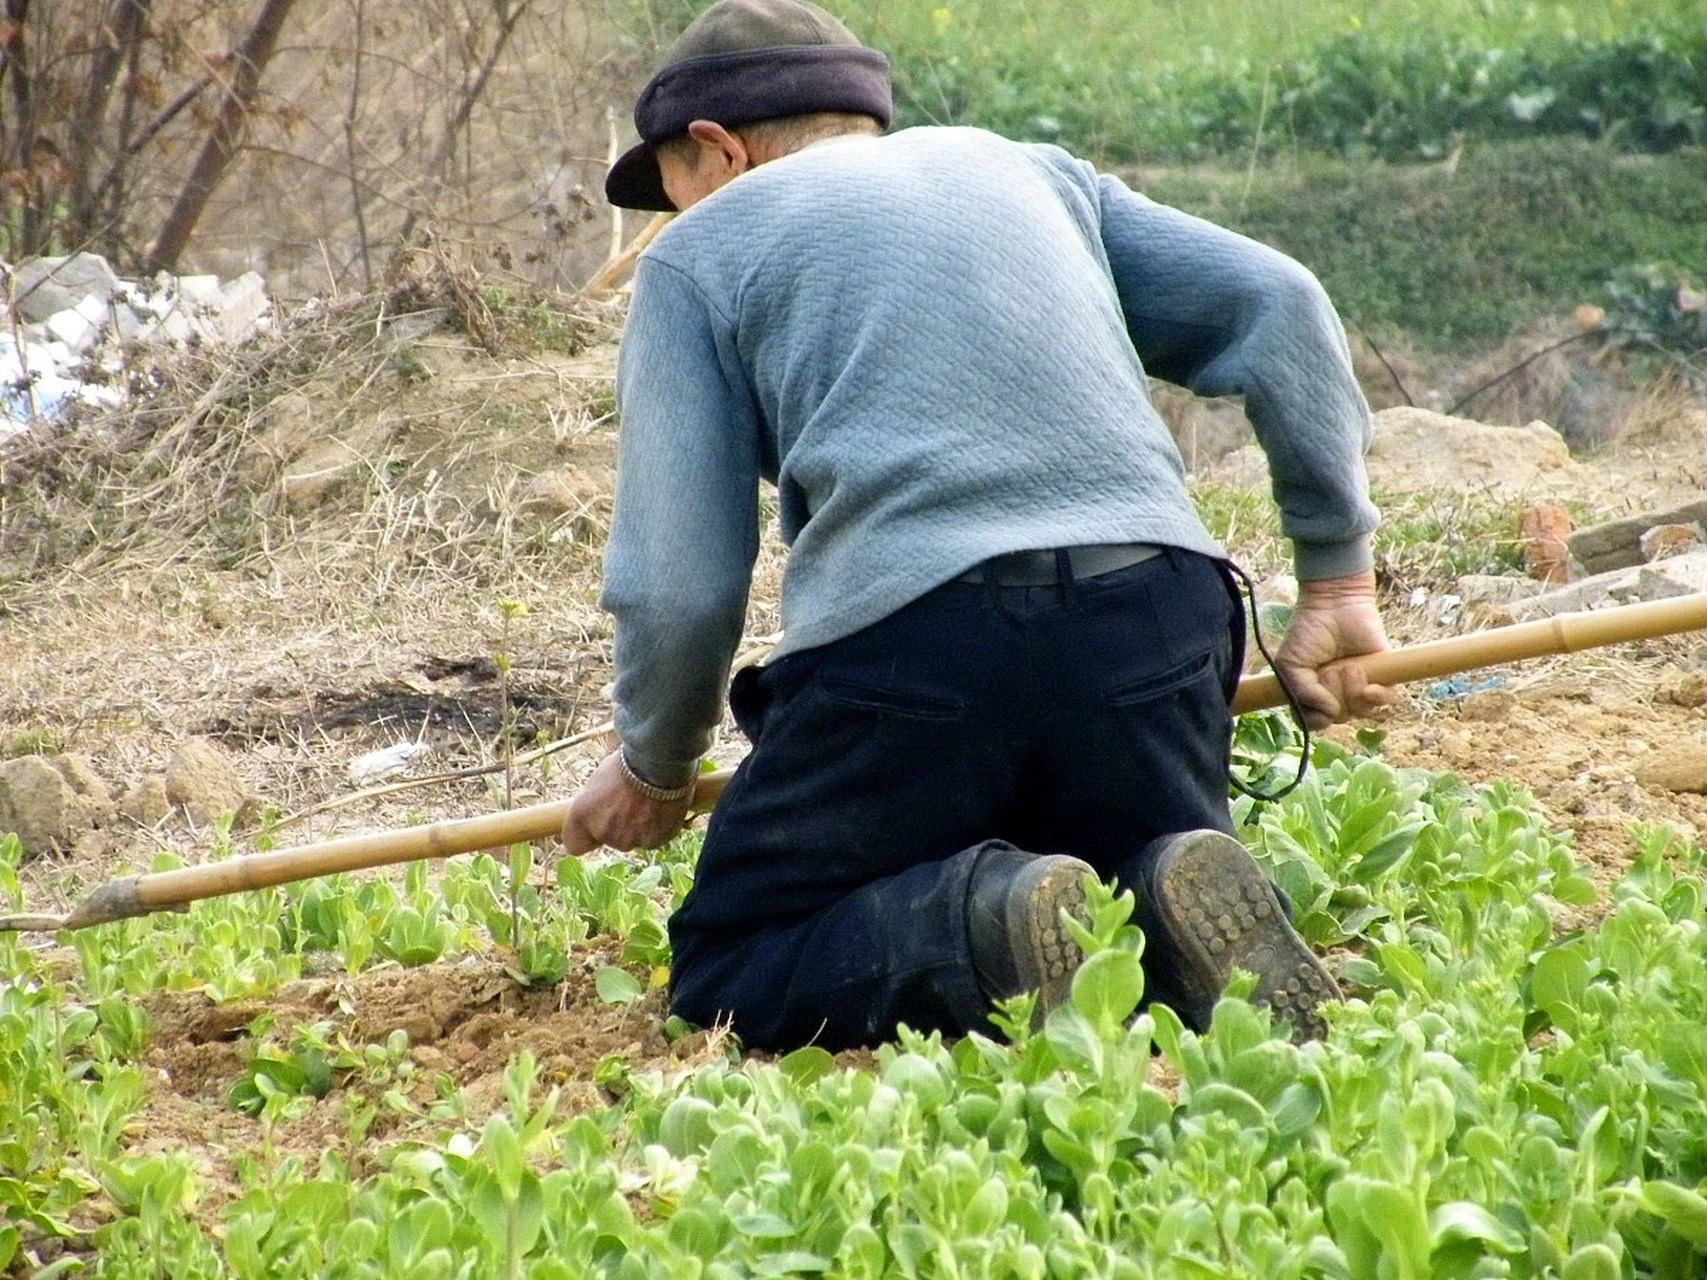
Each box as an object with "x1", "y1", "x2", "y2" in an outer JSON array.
[{"x1": 668, "y1": 547, "x2": 1244, "y2": 1051}]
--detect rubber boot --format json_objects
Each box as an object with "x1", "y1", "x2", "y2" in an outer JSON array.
[
  {"x1": 965, "y1": 846, "x2": 1095, "y2": 1028},
  {"x1": 1134, "y1": 829, "x2": 1340, "y2": 1041}
]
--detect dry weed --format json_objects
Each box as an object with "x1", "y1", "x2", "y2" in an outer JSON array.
[
  {"x1": 0, "y1": 263, "x2": 622, "y2": 613},
  {"x1": 1445, "y1": 322, "x2": 1652, "y2": 449},
  {"x1": 0, "y1": 264, "x2": 694, "y2": 857}
]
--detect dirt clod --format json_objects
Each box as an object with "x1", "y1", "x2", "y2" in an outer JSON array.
[
  {"x1": 1459, "y1": 688, "x2": 1520, "y2": 722},
  {"x1": 0, "y1": 753, "x2": 116, "y2": 857},
  {"x1": 0, "y1": 756, "x2": 75, "y2": 857},
  {"x1": 165, "y1": 739, "x2": 256, "y2": 826},
  {"x1": 117, "y1": 774, "x2": 172, "y2": 826},
  {"x1": 1634, "y1": 742, "x2": 1707, "y2": 796}
]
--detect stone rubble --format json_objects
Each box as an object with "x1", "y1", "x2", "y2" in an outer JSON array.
[
  {"x1": 1566, "y1": 497, "x2": 1707, "y2": 575},
  {"x1": 1502, "y1": 549, "x2": 1707, "y2": 619},
  {"x1": 2, "y1": 251, "x2": 272, "y2": 440}
]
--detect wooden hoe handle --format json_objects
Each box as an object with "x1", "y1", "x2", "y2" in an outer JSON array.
[
  {"x1": 23, "y1": 773, "x2": 731, "y2": 931},
  {"x1": 1232, "y1": 591, "x2": 1707, "y2": 714},
  {"x1": 5, "y1": 592, "x2": 1704, "y2": 932}
]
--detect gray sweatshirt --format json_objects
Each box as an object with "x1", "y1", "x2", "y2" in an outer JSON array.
[{"x1": 604, "y1": 126, "x2": 1377, "y2": 785}]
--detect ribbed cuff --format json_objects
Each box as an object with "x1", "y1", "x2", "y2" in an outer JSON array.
[{"x1": 1292, "y1": 536, "x2": 1374, "y2": 582}]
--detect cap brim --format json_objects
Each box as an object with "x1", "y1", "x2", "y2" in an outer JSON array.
[{"x1": 606, "y1": 141, "x2": 677, "y2": 212}]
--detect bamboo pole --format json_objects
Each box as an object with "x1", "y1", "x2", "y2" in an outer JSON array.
[
  {"x1": 0, "y1": 771, "x2": 732, "y2": 933},
  {"x1": 1232, "y1": 591, "x2": 1707, "y2": 714},
  {"x1": 4, "y1": 593, "x2": 1703, "y2": 933},
  {"x1": 582, "y1": 211, "x2": 672, "y2": 298}
]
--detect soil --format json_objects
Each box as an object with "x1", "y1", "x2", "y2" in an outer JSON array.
[{"x1": 1, "y1": 312, "x2": 1704, "y2": 1228}]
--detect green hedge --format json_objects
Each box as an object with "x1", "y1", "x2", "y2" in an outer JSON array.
[
  {"x1": 884, "y1": 21, "x2": 1707, "y2": 164},
  {"x1": 612, "y1": 4, "x2": 1705, "y2": 164}
]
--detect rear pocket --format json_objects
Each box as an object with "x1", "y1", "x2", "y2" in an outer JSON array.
[
  {"x1": 819, "y1": 677, "x2": 965, "y2": 720},
  {"x1": 1104, "y1": 650, "x2": 1217, "y2": 708}
]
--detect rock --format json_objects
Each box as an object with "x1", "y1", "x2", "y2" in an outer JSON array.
[
  {"x1": 1634, "y1": 743, "x2": 1707, "y2": 795},
  {"x1": 1507, "y1": 550, "x2": 1707, "y2": 620},
  {"x1": 213, "y1": 271, "x2": 270, "y2": 344},
  {"x1": 1365, "y1": 409, "x2": 1587, "y2": 497},
  {"x1": 174, "y1": 274, "x2": 223, "y2": 309},
  {"x1": 4, "y1": 254, "x2": 275, "y2": 437},
  {"x1": 1519, "y1": 503, "x2": 1573, "y2": 583},
  {"x1": 44, "y1": 295, "x2": 109, "y2": 353},
  {"x1": 164, "y1": 739, "x2": 255, "y2": 826},
  {"x1": 1640, "y1": 523, "x2": 1704, "y2": 562},
  {"x1": 1454, "y1": 574, "x2": 1542, "y2": 606},
  {"x1": 8, "y1": 253, "x2": 121, "y2": 323},
  {"x1": 0, "y1": 754, "x2": 114, "y2": 857},
  {"x1": 1659, "y1": 673, "x2": 1707, "y2": 709},
  {"x1": 1567, "y1": 498, "x2": 1707, "y2": 576}
]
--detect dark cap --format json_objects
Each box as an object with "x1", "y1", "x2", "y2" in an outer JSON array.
[{"x1": 605, "y1": 0, "x2": 892, "y2": 211}]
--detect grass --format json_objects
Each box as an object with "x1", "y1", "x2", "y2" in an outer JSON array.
[
  {"x1": 620, "y1": 0, "x2": 1703, "y2": 122},
  {"x1": 617, "y1": 1, "x2": 1703, "y2": 358},
  {"x1": 1195, "y1": 479, "x2": 1531, "y2": 595},
  {"x1": 773, "y1": 0, "x2": 1706, "y2": 164},
  {"x1": 845, "y1": 0, "x2": 1674, "y2": 69},
  {"x1": 1145, "y1": 138, "x2": 1706, "y2": 354}
]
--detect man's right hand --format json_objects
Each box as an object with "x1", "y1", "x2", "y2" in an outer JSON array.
[
  {"x1": 1272, "y1": 568, "x2": 1393, "y2": 730},
  {"x1": 560, "y1": 742, "x2": 694, "y2": 856}
]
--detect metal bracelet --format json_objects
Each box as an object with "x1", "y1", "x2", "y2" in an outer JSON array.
[{"x1": 617, "y1": 750, "x2": 694, "y2": 803}]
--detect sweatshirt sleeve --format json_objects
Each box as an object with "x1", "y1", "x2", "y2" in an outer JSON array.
[
  {"x1": 1094, "y1": 173, "x2": 1380, "y2": 580},
  {"x1": 601, "y1": 255, "x2": 762, "y2": 786}
]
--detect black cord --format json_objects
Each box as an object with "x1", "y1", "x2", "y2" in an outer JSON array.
[{"x1": 1225, "y1": 559, "x2": 1312, "y2": 803}]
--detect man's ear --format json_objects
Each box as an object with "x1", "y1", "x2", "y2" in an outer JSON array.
[{"x1": 685, "y1": 119, "x2": 752, "y2": 175}]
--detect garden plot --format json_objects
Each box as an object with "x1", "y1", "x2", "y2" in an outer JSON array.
[{"x1": 1, "y1": 281, "x2": 1706, "y2": 1276}]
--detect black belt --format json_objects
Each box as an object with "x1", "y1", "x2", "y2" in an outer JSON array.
[{"x1": 957, "y1": 543, "x2": 1161, "y2": 587}]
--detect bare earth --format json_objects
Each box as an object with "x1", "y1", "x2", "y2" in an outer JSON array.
[{"x1": 1, "y1": 319, "x2": 1703, "y2": 1225}]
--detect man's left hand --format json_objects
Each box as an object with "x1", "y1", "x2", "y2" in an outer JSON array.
[
  {"x1": 560, "y1": 746, "x2": 694, "y2": 855},
  {"x1": 1273, "y1": 568, "x2": 1393, "y2": 730}
]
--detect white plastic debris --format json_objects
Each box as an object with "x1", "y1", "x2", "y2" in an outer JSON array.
[
  {"x1": 2, "y1": 251, "x2": 273, "y2": 438},
  {"x1": 347, "y1": 742, "x2": 434, "y2": 786}
]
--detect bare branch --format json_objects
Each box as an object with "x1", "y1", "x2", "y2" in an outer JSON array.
[
  {"x1": 144, "y1": 0, "x2": 299, "y2": 272},
  {"x1": 1, "y1": 0, "x2": 33, "y2": 180},
  {"x1": 395, "y1": 0, "x2": 530, "y2": 246},
  {"x1": 344, "y1": 0, "x2": 372, "y2": 289},
  {"x1": 122, "y1": 74, "x2": 214, "y2": 161},
  {"x1": 67, "y1": 0, "x2": 152, "y2": 243}
]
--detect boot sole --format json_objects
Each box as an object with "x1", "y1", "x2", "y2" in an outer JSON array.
[
  {"x1": 1147, "y1": 832, "x2": 1340, "y2": 1040},
  {"x1": 1007, "y1": 856, "x2": 1092, "y2": 1026}
]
